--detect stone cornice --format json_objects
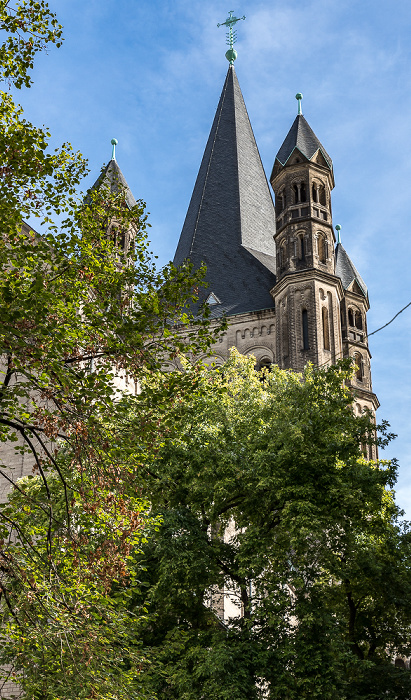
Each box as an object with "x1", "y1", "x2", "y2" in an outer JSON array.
[{"x1": 270, "y1": 267, "x2": 344, "y2": 301}]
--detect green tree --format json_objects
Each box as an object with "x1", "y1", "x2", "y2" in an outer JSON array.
[
  {"x1": 123, "y1": 350, "x2": 411, "y2": 700},
  {"x1": 0, "y1": 2, "x2": 222, "y2": 696}
]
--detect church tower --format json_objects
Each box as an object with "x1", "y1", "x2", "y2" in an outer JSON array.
[
  {"x1": 269, "y1": 94, "x2": 342, "y2": 372},
  {"x1": 268, "y1": 95, "x2": 378, "y2": 418},
  {"x1": 172, "y1": 51, "x2": 378, "y2": 419}
]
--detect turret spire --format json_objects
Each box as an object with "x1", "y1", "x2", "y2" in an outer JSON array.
[{"x1": 217, "y1": 10, "x2": 245, "y2": 65}]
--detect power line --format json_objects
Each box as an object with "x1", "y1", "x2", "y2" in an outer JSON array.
[
  {"x1": 368, "y1": 301, "x2": 411, "y2": 337},
  {"x1": 313, "y1": 301, "x2": 411, "y2": 371}
]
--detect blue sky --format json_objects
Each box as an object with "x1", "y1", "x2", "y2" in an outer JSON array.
[{"x1": 15, "y1": 0, "x2": 411, "y2": 515}]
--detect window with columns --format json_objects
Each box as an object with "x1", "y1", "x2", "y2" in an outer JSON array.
[
  {"x1": 292, "y1": 181, "x2": 307, "y2": 204},
  {"x1": 312, "y1": 182, "x2": 326, "y2": 206}
]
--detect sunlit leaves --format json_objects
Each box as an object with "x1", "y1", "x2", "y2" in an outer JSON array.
[
  {"x1": 122, "y1": 352, "x2": 411, "y2": 699},
  {"x1": 0, "y1": 0, "x2": 63, "y2": 89}
]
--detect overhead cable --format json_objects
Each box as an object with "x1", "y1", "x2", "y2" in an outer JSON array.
[{"x1": 368, "y1": 301, "x2": 411, "y2": 337}]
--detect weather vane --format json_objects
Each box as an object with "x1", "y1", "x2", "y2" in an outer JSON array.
[{"x1": 217, "y1": 10, "x2": 246, "y2": 65}]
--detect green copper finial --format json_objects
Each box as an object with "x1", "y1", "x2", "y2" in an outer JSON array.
[
  {"x1": 296, "y1": 93, "x2": 303, "y2": 115},
  {"x1": 217, "y1": 10, "x2": 246, "y2": 64},
  {"x1": 111, "y1": 138, "x2": 118, "y2": 161},
  {"x1": 335, "y1": 224, "x2": 341, "y2": 244}
]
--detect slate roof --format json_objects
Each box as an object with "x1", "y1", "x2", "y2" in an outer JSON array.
[
  {"x1": 90, "y1": 159, "x2": 137, "y2": 209},
  {"x1": 335, "y1": 242, "x2": 368, "y2": 298},
  {"x1": 274, "y1": 114, "x2": 333, "y2": 170},
  {"x1": 173, "y1": 65, "x2": 277, "y2": 317}
]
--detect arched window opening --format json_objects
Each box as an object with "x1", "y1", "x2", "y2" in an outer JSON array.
[
  {"x1": 348, "y1": 308, "x2": 354, "y2": 326},
  {"x1": 300, "y1": 182, "x2": 307, "y2": 202},
  {"x1": 299, "y1": 235, "x2": 305, "y2": 261},
  {"x1": 282, "y1": 315, "x2": 289, "y2": 357},
  {"x1": 302, "y1": 309, "x2": 309, "y2": 350},
  {"x1": 312, "y1": 183, "x2": 318, "y2": 203},
  {"x1": 292, "y1": 183, "x2": 299, "y2": 204},
  {"x1": 319, "y1": 185, "x2": 326, "y2": 206},
  {"x1": 280, "y1": 241, "x2": 287, "y2": 270},
  {"x1": 322, "y1": 306, "x2": 330, "y2": 351},
  {"x1": 318, "y1": 235, "x2": 327, "y2": 263},
  {"x1": 355, "y1": 311, "x2": 363, "y2": 330},
  {"x1": 354, "y1": 353, "x2": 363, "y2": 382},
  {"x1": 292, "y1": 182, "x2": 307, "y2": 204},
  {"x1": 255, "y1": 358, "x2": 272, "y2": 372},
  {"x1": 276, "y1": 190, "x2": 285, "y2": 215}
]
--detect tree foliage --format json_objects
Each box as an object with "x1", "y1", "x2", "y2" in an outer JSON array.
[
  {"x1": 0, "y1": 2, "x2": 222, "y2": 696},
  {"x1": 122, "y1": 351, "x2": 411, "y2": 700},
  {"x1": 1, "y1": 2, "x2": 410, "y2": 699},
  {"x1": 0, "y1": 0, "x2": 63, "y2": 89}
]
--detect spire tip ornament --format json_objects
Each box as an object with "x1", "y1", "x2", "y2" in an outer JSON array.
[
  {"x1": 111, "y1": 138, "x2": 118, "y2": 161},
  {"x1": 296, "y1": 93, "x2": 303, "y2": 115},
  {"x1": 335, "y1": 224, "x2": 341, "y2": 244},
  {"x1": 218, "y1": 10, "x2": 245, "y2": 64}
]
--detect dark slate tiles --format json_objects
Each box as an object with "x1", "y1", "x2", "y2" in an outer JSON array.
[
  {"x1": 275, "y1": 115, "x2": 333, "y2": 170},
  {"x1": 335, "y1": 243, "x2": 368, "y2": 298},
  {"x1": 173, "y1": 66, "x2": 277, "y2": 318}
]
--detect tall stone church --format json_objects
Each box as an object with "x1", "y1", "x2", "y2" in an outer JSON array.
[
  {"x1": 88, "y1": 62, "x2": 378, "y2": 415},
  {"x1": 168, "y1": 63, "x2": 378, "y2": 418},
  {"x1": 0, "y1": 62, "x2": 379, "y2": 509},
  {"x1": 0, "y1": 44, "x2": 381, "y2": 700}
]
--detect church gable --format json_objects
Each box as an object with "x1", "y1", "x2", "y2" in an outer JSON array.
[
  {"x1": 312, "y1": 149, "x2": 329, "y2": 168},
  {"x1": 348, "y1": 279, "x2": 366, "y2": 297},
  {"x1": 286, "y1": 147, "x2": 309, "y2": 166},
  {"x1": 206, "y1": 292, "x2": 221, "y2": 305}
]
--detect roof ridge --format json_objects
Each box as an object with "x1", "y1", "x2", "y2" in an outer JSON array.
[
  {"x1": 335, "y1": 242, "x2": 368, "y2": 298},
  {"x1": 189, "y1": 68, "x2": 232, "y2": 257}
]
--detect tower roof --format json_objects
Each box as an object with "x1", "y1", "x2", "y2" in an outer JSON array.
[
  {"x1": 90, "y1": 159, "x2": 137, "y2": 210},
  {"x1": 173, "y1": 65, "x2": 277, "y2": 317},
  {"x1": 335, "y1": 242, "x2": 368, "y2": 298},
  {"x1": 274, "y1": 114, "x2": 333, "y2": 171}
]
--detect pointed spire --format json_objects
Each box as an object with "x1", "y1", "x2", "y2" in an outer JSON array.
[
  {"x1": 90, "y1": 155, "x2": 137, "y2": 210},
  {"x1": 273, "y1": 113, "x2": 333, "y2": 170},
  {"x1": 271, "y1": 96, "x2": 334, "y2": 186},
  {"x1": 111, "y1": 138, "x2": 118, "y2": 161},
  {"x1": 174, "y1": 66, "x2": 276, "y2": 316},
  {"x1": 335, "y1": 240, "x2": 368, "y2": 298}
]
